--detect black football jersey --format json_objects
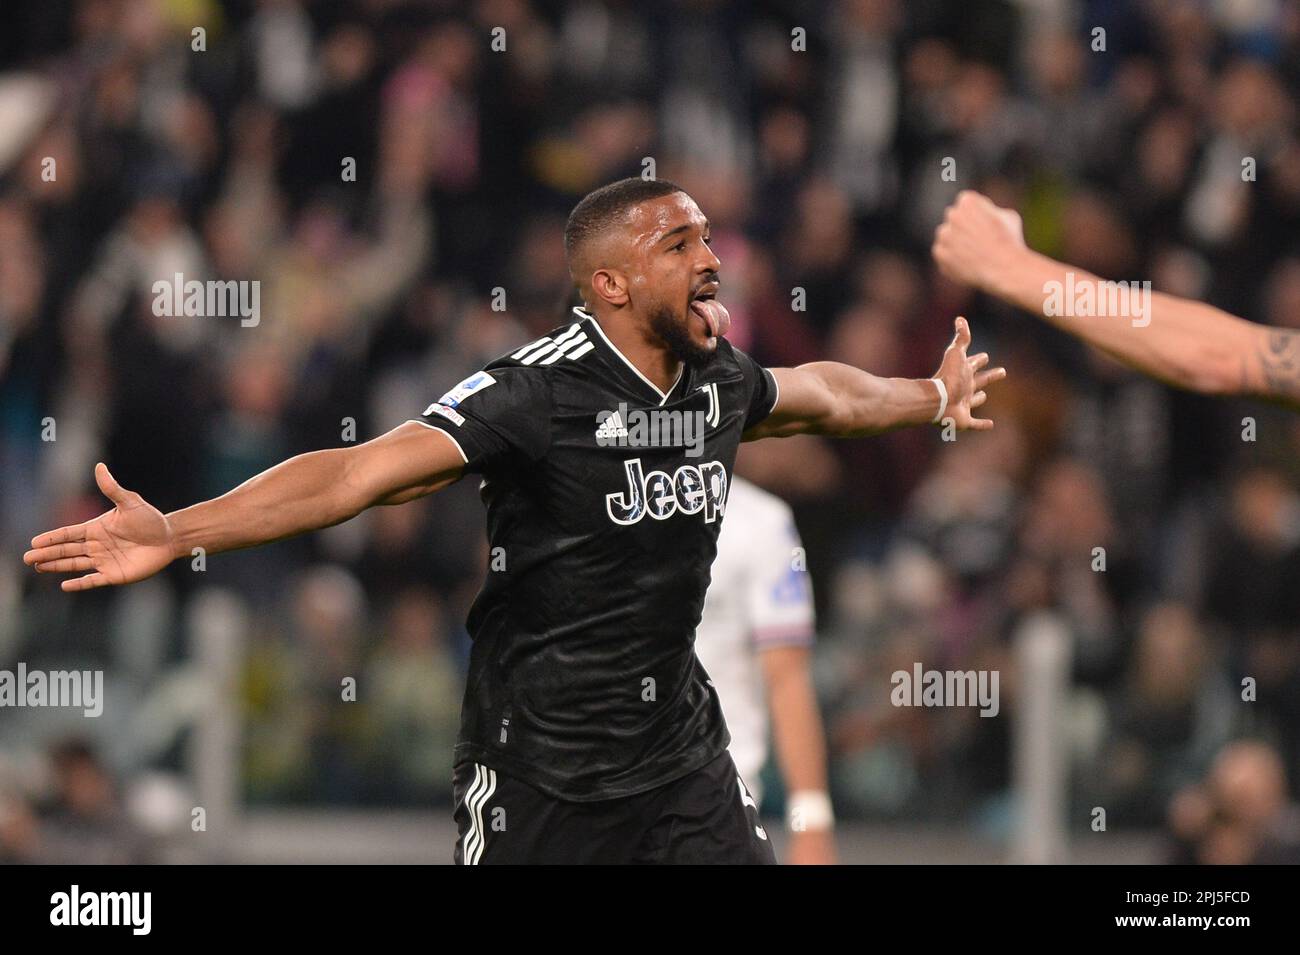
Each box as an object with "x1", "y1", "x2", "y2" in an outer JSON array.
[{"x1": 410, "y1": 307, "x2": 780, "y2": 801}]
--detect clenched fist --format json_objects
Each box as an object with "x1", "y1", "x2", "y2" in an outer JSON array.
[{"x1": 932, "y1": 190, "x2": 1028, "y2": 296}]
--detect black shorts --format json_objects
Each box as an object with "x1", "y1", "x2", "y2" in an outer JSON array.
[{"x1": 451, "y1": 750, "x2": 777, "y2": 864}]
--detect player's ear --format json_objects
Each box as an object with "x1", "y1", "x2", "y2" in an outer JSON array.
[{"x1": 591, "y1": 268, "x2": 630, "y2": 307}]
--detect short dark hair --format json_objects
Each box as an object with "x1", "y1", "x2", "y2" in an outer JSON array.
[{"x1": 563, "y1": 177, "x2": 684, "y2": 263}]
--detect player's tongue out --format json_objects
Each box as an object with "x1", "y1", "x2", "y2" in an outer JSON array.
[{"x1": 689, "y1": 298, "x2": 730, "y2": 340}]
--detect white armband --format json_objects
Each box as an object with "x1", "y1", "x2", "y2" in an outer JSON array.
[
  {"x1": 787, "y1": 790, "x2": 835, "y2": 832},
  {"x1": 930, "y1": 378, "x2": 949, "y2": 424}
]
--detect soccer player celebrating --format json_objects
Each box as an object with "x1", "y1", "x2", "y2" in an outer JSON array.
[
  {"x1": 932, "y1": 189, "x2": 1300, "y2": 410},
  {"x1": 25, "y1": 178, "x2": 1004, "y2": 864}
]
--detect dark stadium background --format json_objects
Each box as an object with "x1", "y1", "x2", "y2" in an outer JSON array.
[{"x1": 2, "y1": 0, "x2": 1299, "y2": 863}]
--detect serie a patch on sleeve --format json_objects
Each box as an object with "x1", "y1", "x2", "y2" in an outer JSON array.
[{"x1": 438, "y1": 371, "x2": 498, "y2": 408}]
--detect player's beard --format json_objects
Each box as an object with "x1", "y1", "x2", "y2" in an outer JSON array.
[{"x1": 648, "y1": 301, "x2": 716, "y2": 369}]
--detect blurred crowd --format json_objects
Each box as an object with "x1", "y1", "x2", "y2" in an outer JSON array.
[{"x1": 3, "y1": 0, "x2": 1300, "y2": 861}]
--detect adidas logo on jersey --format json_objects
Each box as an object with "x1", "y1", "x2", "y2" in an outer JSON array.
[
  {"x1": 595, "y1": 410, "x2": 629, "y2": 440},
  {"x1": 595, "y1": 402, "x2": 710, "y2": 457}
]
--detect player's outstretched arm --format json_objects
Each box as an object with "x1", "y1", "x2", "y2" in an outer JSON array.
[
  {"x1": 932, "y1": 189, "x2": 1300, "y2": 410},
  {"x1": 23, "y1": 422, "x2": 465, "y2": 592},
  {"x1": 744, "y1": 317, "x2": 1005, "y2": 440}
]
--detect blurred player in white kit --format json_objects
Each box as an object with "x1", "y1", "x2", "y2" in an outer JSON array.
[{"x1": 695, "y1": 476, "x2": 837, "y2": 865}]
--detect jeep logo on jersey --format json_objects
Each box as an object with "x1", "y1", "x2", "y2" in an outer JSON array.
[{"x1": 605, "y1": 457, "x2": 728, "y2": 525}]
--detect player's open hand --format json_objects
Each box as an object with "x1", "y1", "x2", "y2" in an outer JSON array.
[
  {"x1": 932, "y1": 190, "x2": 1027, "y2": 294},
  {"x1": 933, "y1": 317, "x2": 1005, "y2": 431},
  {"x1": 23, "y1": 463, "x2": 176, "y2": 591}
]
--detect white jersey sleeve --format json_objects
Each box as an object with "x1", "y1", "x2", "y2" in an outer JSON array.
[{"x1": 745, "y1": 506, "x2": 815, "y2": 651}]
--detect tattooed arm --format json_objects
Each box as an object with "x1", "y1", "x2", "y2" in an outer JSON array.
[
  {"x1": 1248, "y1": 328, "x2": 1300, "y2": 409},
  {"x1": 933, "y1": 190, "x2": 1300, "y2": 411}
]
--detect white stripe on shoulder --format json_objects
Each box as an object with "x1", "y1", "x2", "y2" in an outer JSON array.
[
  {"x1": 514, "y1": 323, "x2": 582, "y2": 364},
  {"x1": 521, "y1": 326, "x2": 587, "y2": 365},
  {"x1": 538, "y1": 331, "x2": 591, "y2": 364}
]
